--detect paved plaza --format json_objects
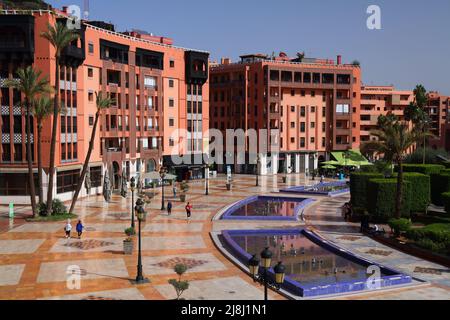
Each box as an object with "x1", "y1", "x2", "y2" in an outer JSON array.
[{"x1": 0, "y1": 174, "x2": 449, "y2": 300}]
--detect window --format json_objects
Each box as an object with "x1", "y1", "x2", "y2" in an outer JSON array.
[
  {"x1": 144, "y1": 76, "x2": 156, "y2": 88},
  {"x1": 57, "y1": 169, "x2": 80, "y2": 194},
  {"x1": 73, "y1": 143, "x2": 77, "y2": 159},
  {"x1": 322, "y1": 122, "x2": 326, "y2": 132},
  {"x1": 170, "y1": 60, "x2": 175, "y2": 68},
  {"x1": 301, "y1": 90, "x2": 306, "y2": 97},
  {"x1": 300, "y1": 138, "x2": 305, "y2": 148},
  {"x1": 169, "y1": 79, "x2": 174, "y2": 88},
  {"x1": 322, "y1": 137, "x2": 326, "y2": 148},
  {"x1": 169, "y1": 118, "x2": 174, "y2": 127},
  {"x1": 291, "y1": 137, "x2": 295, "y2": 143},
  {"x1": 290, "y1": 122, "x2": 295, "y2": 128},
  {"x1": 300, "y1": 106, "x2": 306, "y2": 117},
  {"x1": 311, "y1": 137, "x2": 315, "y2": 143},
  {"x1": 88, "y1": 91, "x2": 94, "y2": 102},
  {"x1": 89, "y1": 116, "x2": 94, "y2": 126},
  {"x1": 90, "y1": 166, "x2": 102, "y2": 188},
  {"x1": 311, "y1": 91, "x2": 316, "y2": 97},
  {"x1": 311, "y1": 122, "x2": 315, "y2": 129},
  {"x1": 61, "y1": 143, "x2": 66, "y2": 161},
  {"x1": 60, "y1": 116, "x2": 66, "y2": 133},
  {"x1": 311, "y1": 106, "x2": 316, "y2": 113},
  {"x1": 169, "y1": 99, "x2": 174, "y2": 107},
  {"x1": 88, "y1": 68, "x2": 93, "y2": 78},
  {"x1": 72, "y1": 117, "x2": 77, "y2": 133},
  {"x1": 0, "y1": 173, "x2": 38, "y2": 195},
  {"x1": 300, "y1": 122, "x2": 306, "y2": 132},
  {"x1": 88, "y1": 42, "x2": 94, "y2": 54}
]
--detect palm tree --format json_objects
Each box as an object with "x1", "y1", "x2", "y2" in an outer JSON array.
[
  {"x1": 361, "y1": 115, "x2": 420, "y2": 218},
  {"x1": 5, "y1": 67, "x2": 50, "y2": 217},
  {"x1": 41, "y1": 21, "x2": 79, "y2": 215},
  {"x1": 404, "y1": 85, "x2": 431, "y2": 164},
  {"x1": 33, "y1": 96, "x2": 53, "y2": 204},
  {"x1": 69, "y1": 92, "x2": 115, "y2": 214}
]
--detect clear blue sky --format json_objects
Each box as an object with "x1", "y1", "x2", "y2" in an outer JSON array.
[{"x1": 47, "y1": 0, "x2": 450, "y2": 94}]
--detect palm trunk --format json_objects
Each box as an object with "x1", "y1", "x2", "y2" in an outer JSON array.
[
  {"x1": 46, "y1": 57, "x2": 60, "y2": 215},
  {"x1": 25, "y1": 101, "x2": 37, "y2": 217},
  {"x1": 37, "y1": 123, "x2": 43, "y2": 204},
  {"x1": 69, "y1": 111, "x2": 100, "y2": 214},
  {"x1": 422, "y1": 133, "x2": 426, "y2": 165},
  {"x1": 395, "y1": 159, "x2": 403, "y2": 219}
]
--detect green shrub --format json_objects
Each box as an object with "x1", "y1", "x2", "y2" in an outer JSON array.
[
  {"x1": 397, "y1": 164, "x2": 444, "y2": 175},
  {"x1": 38, "y1": 199, "x2": 68, "y2": 216},
  {"x1": 406, "y1": 228, "x2": 427, "y2": 241},
  {"x1": 350, "y1": 172, "x2": 383, "y2": 208},
  {"x1": 430, "y1": 173, "x2": 450, "y2": 206},
  {"x1": 124, "y1": 227, "x2": 136, "y2": 236},
  {"x1": 442, "y1": 192, "x2": 450, "y2": 215},
  {"x1": 359, "y1": 165, "x2": 379, "y2": 173},
  {"x1": 416, "y1": 238, "x2": 446, "y2": 253},
  {"x1": 388, "y1": 218, "x2": 412, "y2": 237},
  {"x1": 367, "y1": 179, "x2": 412, "y2": 221},
  {"x1": 401, "y1": 173, "x2": 430, "y2": 213},
  {"x1": 442, "y1": 161, "x2": 450, "y2": 169}
]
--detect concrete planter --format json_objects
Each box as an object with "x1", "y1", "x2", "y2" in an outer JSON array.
[{"x1": 123, "y1": 240, "x2": 134, "y2": 255}]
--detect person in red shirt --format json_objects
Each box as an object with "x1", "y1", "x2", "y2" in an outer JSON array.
[{"x1": 185, "y1": 202, "x2": 192, "y2": 222}]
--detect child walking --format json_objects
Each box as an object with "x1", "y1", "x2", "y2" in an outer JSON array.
[
  {"x1": 64, "y1": 219, "x2": 72, "y2": 239},
  {"x1": 76, "y1": 220, "x2": 84, "y2": 239},
  {"x1": 167, "y1": 201, "x2": 173, "y2": 216}
]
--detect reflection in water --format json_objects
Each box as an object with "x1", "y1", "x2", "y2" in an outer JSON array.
[
  {"x1": 232, "y1": 233, "x2": 390, "y2": 287},
  {"x1": 230, "y1": 198, "x2": 306, "y2": 218}
]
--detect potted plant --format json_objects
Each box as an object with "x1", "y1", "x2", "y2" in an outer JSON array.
[
  {"x1": 168, "y1": 264, "x2": 190, "y2": 300},
  {"x1": 180, "y1": 181, "x2": 189, "y2": 202},
  {"x1": 123, "y1": 227, "x2": 135, "y2": 255}
]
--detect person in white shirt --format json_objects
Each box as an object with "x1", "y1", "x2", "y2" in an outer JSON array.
[{"x1": 65, "y1": 219, "x2": 72, "y2": 239}]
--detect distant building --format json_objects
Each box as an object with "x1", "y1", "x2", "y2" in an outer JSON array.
[{"x1": 209, "y1": 53, "x2": 361, "y2": 175}]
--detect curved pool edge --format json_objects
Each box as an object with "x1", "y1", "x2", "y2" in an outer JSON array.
[
  {"x1": 217, "y1": 228, "x2": 415, "y2": 298},
  {"x1": 211, "y1": 195, "x2": 316, "y2": 222}
]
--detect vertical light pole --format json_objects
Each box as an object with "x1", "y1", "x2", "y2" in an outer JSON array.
[
  {"x1": 256, "y1": 154, "x2": 260, "y2": 187},
  {"x1": 130, "y1": 177, "x2": 136, "y2": 229},
  {"x1": 248, "y1": 247, "x2": 286, "y2": 301},
  {"x1": 205, "y1": 164, "x2": 209, "y2": 196},
  {"x1": 133, "y1": 198, "x2": 149, "y2": 284},
  {"x1": 160, "y1": 167, "x2": 167, "y2": 211}
]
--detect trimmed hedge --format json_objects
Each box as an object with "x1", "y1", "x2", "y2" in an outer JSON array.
[
  {"x1": 402, "y1": 173, "x2": 430, "y2": 213},
  {"x1": 398, "y1": 164, "x2": 444, "y2": 175},
  {"x1": 350, "y1": 172, "x2": 383, "y2": 209},
  {"x1": 442, "y1": 161, "x2": 450, "y2": 169},
  {"x1": 430, "y1": 173, "x2": 450, "y2": 206},
  {"x1": 442, "y1": 192, "x2": 450, "y2": 215},
  {"x1": 367, "y1": 179, "x2": 412, "y2": 221}
]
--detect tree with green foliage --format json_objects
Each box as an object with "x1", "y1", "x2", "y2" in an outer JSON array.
[
  {"x1": 404, "y1": 85, "x2": 433, "y2": 164},
  {"x1": 362, "y1": 115, "x2": 421, "y2": 218},
  {"x1": 33, "y1": 95, "x2": 53, "y2": 204},
  {"x1": 168, "y1": 264, "x2": 189, "y2": 300},
  {"x1": 69, "y1": 92, "x2": 114, "y2": 214},
  {"x1": 41, "y1": 21, "x2": 79, "y2": 215},
  {"x1": 5, "y1": 67, "x2": 50, "y2": 217}
]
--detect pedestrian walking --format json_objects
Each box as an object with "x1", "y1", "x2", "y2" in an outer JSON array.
[
  {"x1": 185, "y1": 202, "x2": 192, "y2": 222},
  {"x1": 64, "y1": 219, "x2": 72, "y2": 239},
  {"x1": 167, "y1": 201, "x2": 173, "y2": 216},
  {"x1": 173, "y1": 183, "x2": 177, "y2": 198},
  {"x1": 76, "y1": 220, "x2": 84, "y2": 239}
]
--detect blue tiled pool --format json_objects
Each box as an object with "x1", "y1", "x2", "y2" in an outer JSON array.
[
  {"x1": 280, "y1": 181, "x2": 350, "y2": 196},
  {"x1": 220, "y1": 196, "x2": 314, "y2": 221},
  {"x1": 222, "y1": 229, "x2": 412, "y2": 297}
]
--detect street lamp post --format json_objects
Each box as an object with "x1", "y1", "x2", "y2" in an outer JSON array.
[
  {"x1": 205, "y1": 164, "x2": 209, "y2": 196},
  {"x1": 130, "y1": 177, "x2": 136, "y2": 229},
  {"x1": 133, "y1": 198, "x2": 149, "y2": 284},
  {"x1": 160, "y1": 167, "x2": 167, "y2": 211},
  {"x1": 248, "y1": 247, "x2": 286, "y2": 301},
  {"x1": 256, "y1": 154, "x2": 260, "y2": 187}
]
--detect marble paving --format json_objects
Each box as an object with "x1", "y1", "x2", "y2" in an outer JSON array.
[
  {"x1": 143, "y1": 222, "x2": 204, "y2": 233},
  {"x1": 37, "y1": 258, "x2": 129, "y2": 283},
  {"x1": 154, "y1": 276, "x2": 269, "y2": 300},
  {"x1": 9, "y1": 223, "x2": 62, "y2": 233},
  {"x1": 41, "y1": 288, "x2": 146, "y2": 300},
  {"x1": 0, "y1": 239, "x2": 45, "y2": 254},
  {"x1": 0, "y1": 264, "x2": 25, "y2": 286},
  {"x1": 143, "y1": 253, "x2": 227, "y2": 275}
]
